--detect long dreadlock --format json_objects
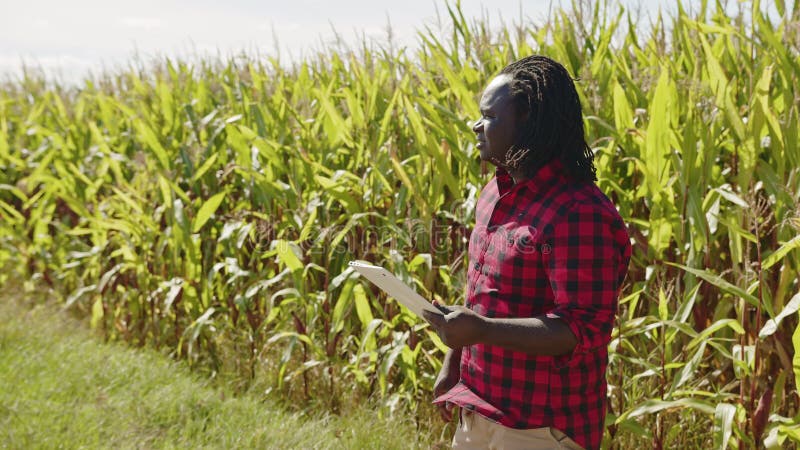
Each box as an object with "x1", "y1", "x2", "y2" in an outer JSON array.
[{"x1": 500, "y1": 55, "x2": 596, "y2": 182}]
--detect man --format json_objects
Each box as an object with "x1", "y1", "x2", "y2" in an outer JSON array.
[{"x1": 423, "y1": 55, "x2": 631, "y2": 450}]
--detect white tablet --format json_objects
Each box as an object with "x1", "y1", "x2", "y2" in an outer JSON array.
[{"x1": 348, "y1": 261, "x2": 449, "y2": 318}]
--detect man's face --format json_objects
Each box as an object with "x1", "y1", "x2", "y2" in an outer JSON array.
[{"x1": 472, "y1": 74, "x2": 521, "y2": 167}]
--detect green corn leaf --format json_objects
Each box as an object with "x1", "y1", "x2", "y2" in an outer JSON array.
[
  {"x1": 714, "y1": 187, "x2": 749, "y2": 208},
  {"x1": 713, "y1": 403, "x2": 737, "y2": 450},
  {"x1": 353, "y1": 283, "x2": 374, "y2": 328},
  {"x1": 135, "y1": 121, "x2": 170, "y2": 169},
  {"x1": 612, "y1": 80, "x2": 634, "y2": 131},
  {"x1": 667, "y1": 263, "x2": 761, "y2": 309},
  {"x1": 618, "y1": 398, "x2": 715, "y2": 422},
  {"x1": 762, "y1": 234, "x2": 800, "y2": 271},
  {"x1": 191, "y1": 191, "x2": 226, "y2": 233},
  {"x1": 0, "y1": 184, "x2": 28, "y2": 202},
  {"x1": 331, "y1": 280, "x2": 355, "y2": 334},
  {"x1": 759, "y1": 292, "x2": 800, "y2": 338},
  {"x1": 266, "y1": 331, "x2": 314, "y2": 347},
  {"x1": 658, "y1": 288, "x2": 669, "y2": 321},
  {"x1": 90, "y1": 296, "x2": 104, "y2": 329},
  {"x1": 378, "y1": 337, "x2": 407, "y2": 395},
  {"x1": 793, "y1": 324, "x2": 800, "y2": 401},
  {"x1": 686, "y1": 318, "x2": 744, "y2": 350},
  {"x1": 191, "y1": 153, "x2": 220, "y2": 183},
  {"x1": 274, "y1": 240, "x2": 304, "y2": 274},
  {"x1": 672, "y1": 341, "x2": 707, "y2": 392},
  {"x1": 65, "y1": 285, "x2": 98, "y2": 308},
  {"x1": 0, "y1": 199, "x2": 24, "y2": 222}
]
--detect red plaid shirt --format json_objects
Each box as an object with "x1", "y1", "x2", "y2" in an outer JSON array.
[{"x1": 436, "y1": 158, "x2": 631, "y2": 450}]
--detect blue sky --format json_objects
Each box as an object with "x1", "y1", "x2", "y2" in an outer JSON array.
[{"x1": 0, "y1": 0, "x2": 685, "y2": 82}]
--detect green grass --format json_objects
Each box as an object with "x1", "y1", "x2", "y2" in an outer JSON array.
[{"x1": 0, "y1": 292, "x2": 443, "y2": 449}]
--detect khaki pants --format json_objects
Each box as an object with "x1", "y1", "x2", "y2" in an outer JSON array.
[{"x1": 452, "y1": 410, "x2": 584, "y2": 450}]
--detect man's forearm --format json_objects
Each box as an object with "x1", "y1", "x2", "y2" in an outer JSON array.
[
  {"x1": 441, "y1": 347, "x2": 463, "y2": 375},
  {"x1": 480, "y1": 316, "x2": 577, "y2": 356}
]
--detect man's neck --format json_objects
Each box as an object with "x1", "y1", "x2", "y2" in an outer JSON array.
[
  {"x1": 494, "y1": 162, "x2": 530, "y2": 185},
  {"x1": 508, "y1": 168, "x2": 528, "y2": 185}
]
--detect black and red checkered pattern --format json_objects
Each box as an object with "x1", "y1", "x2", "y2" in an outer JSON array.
[{"x1": 435, "y1": 158, "x2": 631, "y2": 450}]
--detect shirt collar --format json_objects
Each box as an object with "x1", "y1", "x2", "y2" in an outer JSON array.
[{"x1": 494, "y1": 158, "x2": 566, "y2": 196}]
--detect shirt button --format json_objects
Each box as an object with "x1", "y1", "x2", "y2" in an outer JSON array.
[{"x1": 474, "y1": 262, "x2": 481, "y2": 270}]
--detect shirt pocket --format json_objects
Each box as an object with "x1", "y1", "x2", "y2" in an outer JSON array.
[{"x1": 493, "y1": 224, "x2": 550, "y2": 315}]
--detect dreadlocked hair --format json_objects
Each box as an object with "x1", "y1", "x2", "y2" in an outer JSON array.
[{"x1": 500, "y1": 55, "x2": 596, "y2": 182}]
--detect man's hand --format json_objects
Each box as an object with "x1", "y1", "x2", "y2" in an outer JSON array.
[
  {"x1": 423, "y1": 301, "x2": 487, "y2": 348},
  {"x1": 433, "y1": 350, "x2": 461, "y2": 422}
]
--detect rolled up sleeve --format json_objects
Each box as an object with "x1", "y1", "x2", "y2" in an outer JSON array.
[{"x1": 543, "y1": 202, "x2": 629, "y2": 367}]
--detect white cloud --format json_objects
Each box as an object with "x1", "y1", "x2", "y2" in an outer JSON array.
[
  {"x1": 258, "y1": 22, "x2": 301, "y2": 32},
  {"x1": 0, "y1": 0, "x2": 682, "y2": 84},
  {"x1": 120, "y1": 17, "x2": 164, "y2": 31}
]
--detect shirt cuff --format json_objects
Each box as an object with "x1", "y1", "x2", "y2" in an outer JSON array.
[{"x1": 545, "y1": 310, "x2": 585, "y2": 368}]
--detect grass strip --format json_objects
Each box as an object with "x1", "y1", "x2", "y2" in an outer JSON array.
[{"x1": 0, "y1": 294, "x2": 438, "y2": 449}]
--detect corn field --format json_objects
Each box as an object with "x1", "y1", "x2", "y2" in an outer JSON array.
[{"x1": 1, "y1": 0, "x2": 799, "y2": 447}]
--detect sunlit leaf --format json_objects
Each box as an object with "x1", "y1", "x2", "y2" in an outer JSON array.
[
  {"x1": 713, "y1": 403, "x2": 737, "y2": 450},
  {"x1": 191, "y1": 191, "x2": 226, "y2": 233},
  {"x1": 760, "y1": 292, "x2": 800, "y2": 338}
]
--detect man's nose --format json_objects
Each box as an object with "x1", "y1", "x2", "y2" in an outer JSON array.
[{"x1": 472, "y1": 118, "x2": 483, "y2": 133}]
